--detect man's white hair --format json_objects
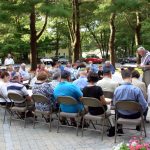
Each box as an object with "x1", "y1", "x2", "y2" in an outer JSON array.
[
  {"x1": 105, "y1": 61, "x2": 110, "y2": 64},
  {"x1": 137, "y1": 46, "x2": 145, "y2": 51}
]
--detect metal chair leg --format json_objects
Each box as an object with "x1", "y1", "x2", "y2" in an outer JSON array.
[
  {"x1": 3, "y1": 108, "x2": 7, "y2": 124},
  {"x1": 9, "y1": 111, "x2": 13, "y2": 126},
  {"x1": 76, "y1": 117, "x2": 79, "y2": 136},
  {"x1": 142, "y1": 121, "x2": 147, "y2": 137},
  {"x1": 57, "y1": 114, "x2": 60, "y2": 133},
  {"x1": 101, "y1": 119, "x2": 104, "y2": 141},
  {"x1": 82, "y1": 118, "x2": 85, "y2": 137},
  {"x1": 49, "y1": 114, "x2": 52, "y2": 132},
  {"x1": 24, "y1": 111, "x2": 27, "y2": 128},
  {"x1": 33, "y1": 113, "x2": 36, "y2": 129},
  {"x1": 114, "y1": 121, "x2": 117, "y2": 143}
]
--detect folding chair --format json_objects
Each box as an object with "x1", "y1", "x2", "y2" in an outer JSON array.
[
  {"x1": 32, "y1": 94, "x2": 53, "y2": 131},
  {"x1": 114, "y1": 101, "x2": 147, "y2": 143},
  {"x1": 57, "y1": 96, "x2": 83, "y2": 136},
  {"x1": 81, "y1": 97, "x2": 111, "y2": 140},
  {"x1": 8, "y1": 92, "x2": 29, "y2": 128}
]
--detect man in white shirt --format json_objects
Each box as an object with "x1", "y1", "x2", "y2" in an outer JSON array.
[
  {"x1": 4, "y1": 54, "x2": 14, "y2": 66},
  {"x1": 96, "y1": 68, "x2": 119, "y2": 92}
]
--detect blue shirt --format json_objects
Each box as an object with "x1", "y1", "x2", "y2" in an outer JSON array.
[
  {"x1": 103, "y1": 64, "x2": 115, "y2": 74},
  {"x1": 113, "y1": 82, "x2": 148, "y2": 115},
  {"x1": 54, "y1": 81, "x2": 83, "y2": 113},
  {"x1": 73, "y1": 76, "x2": 88, "y2": 90},
  {"x1": 89, "y1": 64, "x2": 99, "y2": 73}
]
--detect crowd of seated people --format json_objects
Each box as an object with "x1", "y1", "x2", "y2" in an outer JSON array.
[{"x1": 0, "y1": 60, "x2": 149, "y2": 138}]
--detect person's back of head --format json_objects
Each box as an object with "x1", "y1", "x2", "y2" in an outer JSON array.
[
  {"x1": 121, "y1": 69, "x2": 131, "y2": 80},
  {"x1": 52, "y1": 72, "x2": 61, "y2": 80},
  {"x1": 87, "y1": 72, "x2": 99, "y2": 83},
  {"x1": 11, "y1": 71, "x2": 20, "y2": 81},
  {"x1": 131, "y1": 70, "x2": 140, "y2": 79},
  {"x1": 61, "y1": 70, "x2": 71, "y2": 81},
  {"x1": 103, "y1": 68, "x2": 111, "y2": 78},
  {"x1": 37, "y1": 71, "x2": 48, "y2": 81}
]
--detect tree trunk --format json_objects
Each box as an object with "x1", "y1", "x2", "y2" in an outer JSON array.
[
  {"x1": 109, "y1": 13, "x2": 116, "y2": 67},
  {"x1": 30, "y1": 5, "x2": 37, "y2": 71},
  {"x1": 135, "y1": 12, "x2": 142, "y2": 64},
  {"x1": 135, "y1": 12, "x2": 141, "y2": 46},
  {"x1": 72, "y1": 0, "x2": 80, "y2": 62}
]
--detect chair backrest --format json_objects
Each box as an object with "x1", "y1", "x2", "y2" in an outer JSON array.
[
  {"x1": 57, "y1": 96, "x2": 78, "y2": 105},
  {"x1": 8, "y1": 92, "x2": 26, "y2": 104},
  {"x1": 81, "y1": 97, "x2": 102, "y2": 108},
  {"x1": 32, "y1": 94, "x2": 49, "y2": 105},
  {"x1": 115, "y1": 101, "x2": 142, "y2": 113},
  {"x1": 103, "y1": 91, "x2": 113, "y2": 99}
]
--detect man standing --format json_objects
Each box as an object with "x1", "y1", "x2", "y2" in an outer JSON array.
[
  {"x1": 137, "y1": 46, "x2": 150, "y2": 87},
  {"x1": 4, "y1": 53, "x2": 15, "y2": 66}
]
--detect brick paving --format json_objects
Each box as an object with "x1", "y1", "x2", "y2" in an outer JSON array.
[{"x1": 0, "y1": 109, "x2": 150, "y2": 150}]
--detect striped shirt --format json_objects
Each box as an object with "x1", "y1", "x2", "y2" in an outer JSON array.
[
  {"x1": 7, "y1": 81, "x2": 29, "y2": 97},
  {"x1": 141, "y1": 51, "x2": 150, "y2": 66}
]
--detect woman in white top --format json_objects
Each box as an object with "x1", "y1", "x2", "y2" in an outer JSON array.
[{"x1": 0, "y1": 71, "x2": 11, "y2": 105}]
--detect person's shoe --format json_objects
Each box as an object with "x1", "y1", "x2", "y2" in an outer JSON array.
[
  {"x1": 136, "y1": 125, "x2": 141, "y2": 131},
  {"x1": 117, "y1": 129, "x2": 124, "y2": 136},
  {"x1": 107, "y1": 127, "x2": 115, "y2": 137},
  {"x1": 26, "y1": 111, "x2": 34, "y2": 118}
]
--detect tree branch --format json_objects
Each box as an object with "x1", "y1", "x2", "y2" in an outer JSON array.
[
  {"x1": 124, "y1": 13, "x2": 135, "y2": 31},
  {"x1": 36, "y1": 14, "x2": 48, "y2": 40}
]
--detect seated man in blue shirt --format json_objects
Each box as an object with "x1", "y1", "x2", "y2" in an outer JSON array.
[
  {"x1": 73, "y1": 69, "x2": 88, "y2": 90},
  {"x1": 113, "y1": 69, "x2": 148, "y2": 133},
  {"x1": 54, "y1": 70, "x2": 83, "y2": 125}
]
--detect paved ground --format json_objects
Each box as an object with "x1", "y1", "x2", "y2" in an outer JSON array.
[{"x1": 0, "y1": 108, "x2": 150, "y2": 150}]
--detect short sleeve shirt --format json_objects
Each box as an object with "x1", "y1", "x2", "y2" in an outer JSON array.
[
  {"x1": 141, "y1": 51, "x2": 150, "y2": 66},
  {"x1": 83, "y1": 86, "x2": 107, "y2": 115}
]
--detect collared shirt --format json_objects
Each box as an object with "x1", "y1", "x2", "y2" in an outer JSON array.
[
  {"x1": 102, "y1": 64, "x2": 115, "y2": 74},
  {"x1": 113, "y1": 82, "x2": 148, "y2": 115},
  {"x1": 141, "y1": 51, "x2": 150, "y2": 66},
  {"x1": 19, "y1": 69, "x2": 30, "y2": 80},
  {"x1": 96, "y1": 77, "x2": 119, "y2": 92},
  {"x1": 89, "y1": 64, "x2": 99, "y2": 73},
  {"x1": 73, "y1": 76, "x2": 88, "y2": 90},
  {"x1": 54, "y1": 81, "x2": 83, "y2": 113},
  {"x1": 4, "y1": 58, "x2": 14, "y2": 66}
]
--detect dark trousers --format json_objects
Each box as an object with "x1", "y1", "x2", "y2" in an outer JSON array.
[{"x1": 117, "y1": 107, "x2": 148, "y2": 119}]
